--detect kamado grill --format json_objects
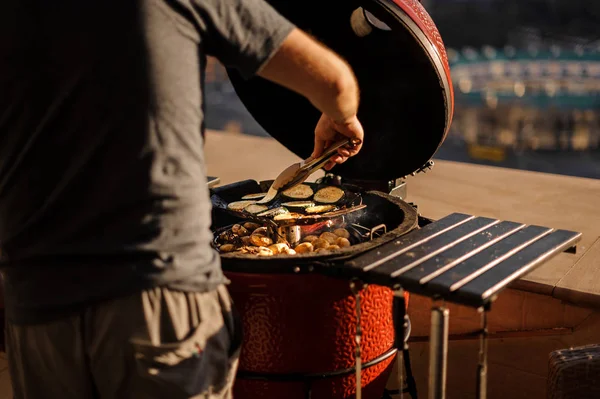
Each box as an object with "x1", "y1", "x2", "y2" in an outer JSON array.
[{"x1": 208, "y1": 1, "x2": 582, "y2": 399}]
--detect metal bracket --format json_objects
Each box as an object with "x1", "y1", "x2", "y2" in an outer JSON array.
[{"x1": 401, "y1": 160, "x2": 435, "y2": 180}]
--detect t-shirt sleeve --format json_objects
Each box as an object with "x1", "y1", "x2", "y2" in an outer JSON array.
[{"x1": 192, "y1": 0, "x2": 295, "y2": 78}]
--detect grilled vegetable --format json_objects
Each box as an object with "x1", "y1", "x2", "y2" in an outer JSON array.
[
  {"x1": 250, "y1": 234, "x2": 273, "y2": 247},
  {"x1": 313, "y1": 186, "x2": 344, "y2": 204},
  {"x1": 302, "y1": 235, "x2": 319, "y2": 243},
  {"x1": 257, "y1": 207, "x2": 289, "y2": 218},
  {"x1": 228, "y1": 200, "x2": 257, "y2": 211},
  {"x1": 312, "y1": 238, "x2": 330, "y2": 249},
  {"x1": 295, "y1": 242, "x2": 314, "y2": 253},
  {"x1": 243, "y1": 222, "x2": 261, "y2": 231},
  {"x1": 333, "y1": 228, "x2": 350, "y2": 239},
  {"x1": 284, "y1": 248, "x2": 297, "y2": 255},
  {"x1": 241, "y1": 236, "x2": 252, "y2": 245},
  {"x1": 237, "y1": 246, "x2": 262, "y2": 255},
  {"x1": 217, "y1": 230, "x2": 242, "y2": 246},
  {"x1": 219, "y1": 244, "x2": 236, "y2": 253},
  {"x1": 268, "y1": 243, "x2": 289, "y2": 255},
  {"x1": 319, "y1": 232, "x2": 339, "y2": 245},
  {"x1": 305, "y1": 205, "x2": 336, "y2": 214},
  {"x1": 252, "y1": 227, "x2": 269, "y2": 236},
  {"x1": 273, "y1": 212, "x2": 302, "y2": 221},
  {"x1": 282, "y1": 184, "x2": 314, "y2": 200},
  {"x1": 336, "y1": 237, "x2": 351, "y2": 248},
  {"x1": 242, "y1": 193, "x2": 267, "y2": 200},
  {"x1": 245, "y1": 204, "x2": 269, "y2": 214},
  {"x1": 231, "y1": 224, "x2": 249, "y2": 236},
  {"x1": 257, "y1": 247, "x2": 274, "y2": 257},
  {"x1": 281, "y1": 201, "x2": 315, "y2": 210}
]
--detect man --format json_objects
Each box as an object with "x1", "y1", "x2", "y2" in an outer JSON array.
[{"x1": 0, "y1": 0, "x2": 364, "y2": 398}]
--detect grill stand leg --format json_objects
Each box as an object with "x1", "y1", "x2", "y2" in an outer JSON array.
[
  {"x1": 403, "y1": 348, "x2": 418, "y2": 398},
  {"x1": 350, "y1": 280, "x2": 364, "y2": 399},
  {"x1": 476, "y1": 309, "x2": 489, "y2": 399},
  {"x1": 393, "y1": 289, "x2": 407, "y2": 399},
  {"x1": 428, "y1": 306, "x2": 449, "y2": 399}
]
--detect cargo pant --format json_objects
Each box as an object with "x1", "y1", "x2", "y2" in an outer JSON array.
[{"x1": 5, "y1": 284, "x2": 242, "y2": 399}]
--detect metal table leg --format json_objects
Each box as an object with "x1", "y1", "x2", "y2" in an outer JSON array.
[
  {"x1": 476, "y1": 309, "x2": 489, "y2": 399},
  {"x1": 428, "y1": 306, "x2": 449, "y2": 399}
]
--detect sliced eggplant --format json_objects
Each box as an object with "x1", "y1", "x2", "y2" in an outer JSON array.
[
  {"x1": 313, "y1": 186, "x2": 345, "y2": 204},
  {"x1": 305, "y1": 205, "x2": 337, "y2": 214},
  {"x1": 242, "y1": 192, "x2": 267, "y2": 200},
  {"x1": 257, "y1": 207, "x2": 289, "y2": 218},
  {"x1": 281, "y1": 201, "x2": 315, "y2": 209},
  {"x1": 227, "y1": 200, "x2": 256, "y2": 211},
  {"x1": 282, "y1": 184, "x2": 314, "y2": 200},
  {"x1": 245, "y1": 204, "x2": 269, "y2": 214}
]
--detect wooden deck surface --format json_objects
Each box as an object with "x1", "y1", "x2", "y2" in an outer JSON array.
[{"x1": 205, "y1": 130, "x2": 600, "y2": 308}]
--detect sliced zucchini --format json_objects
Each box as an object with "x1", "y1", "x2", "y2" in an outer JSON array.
[
  {"x1": 282, "y1": 184, "x2": 314, "y2": 200},
  {"x1": 257, "y1": 207, "x2": 289, "y2": 218},
  {"x1": 313, "y1": 186, "x2": 345, "y2": 204},
  {"x1": 228, "y1": 200, "x2": 257, "y2": 211},
  {"x1": 274, "y1": 212, "x2": 303, "y2": 221},
  {"x1": 242, "y1": 192, "x2": 267, "y2": 200},
  {"x1": 245, "y1": 204, "x2": 269, "y2": 214},
  {"x1": 305, "y1": 205, "x2": 337, "y2": 214},
  {"x1": 281, "y1": 201, "x2": 315, "y2": 209}
]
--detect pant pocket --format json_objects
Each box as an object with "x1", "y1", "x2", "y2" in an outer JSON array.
[
  {"x1": 132, "y1": 291, "x2": 236, "y2": 398},
  {"x1": 217, "y1": 286, "x2": 243, "y2": 361}
]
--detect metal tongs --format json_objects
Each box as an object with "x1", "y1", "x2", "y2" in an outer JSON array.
[{"x1": 256, "y1": 137, "x2": 361, "y2": 204}]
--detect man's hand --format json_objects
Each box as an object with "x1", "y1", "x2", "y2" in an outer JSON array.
[
  {"x1": 258, "y1": 28, "x2": 365, "y2": 169},
  {"x1": 312, "y1": 114, "x2": 364, "y2": 170}
]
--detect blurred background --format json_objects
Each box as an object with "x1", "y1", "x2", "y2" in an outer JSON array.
[{"x1": 205, "y1": 0, "x2": 600, "y2": 179}]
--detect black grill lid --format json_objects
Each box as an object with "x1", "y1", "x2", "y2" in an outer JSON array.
[{"x1": 226, "y1": 0, "x2": 454, "y2": 182}]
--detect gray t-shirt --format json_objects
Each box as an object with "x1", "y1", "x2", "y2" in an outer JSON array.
[{"x1": 0, "y1": 0, "x2": 294, "y2": 324}]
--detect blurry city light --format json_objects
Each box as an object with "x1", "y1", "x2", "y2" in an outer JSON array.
[
  {"x1": 514, "y1": 82, "x2": 526, "y2": 97},
  {"x1": 458, "y1": 78, "x2": 473, "y2": 93}
]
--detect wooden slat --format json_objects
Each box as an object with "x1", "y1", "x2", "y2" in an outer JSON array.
[
  {"x1": 401, "y1": 221, "x2": 525, "y2": 285},
  {"x1": 371, "y1": 216, "x2": 499, "y2": 278},
  {"x1": 348, "y1": 213, "x2": 474, "y2": 272},
  {"x1": 454, "y1": 230, "x2": 582, "y2": 305},
  {"x1": 424, "y1": 225, "x2": 551, "y2": 295},
  {"x1": 336, "y1": 217, "x2": 580, "y2": 308}
]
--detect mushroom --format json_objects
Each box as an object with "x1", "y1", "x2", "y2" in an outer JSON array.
[
  {"x1": 302, "y1": 235, "x2": 319, "y2": 243},
  {"x1": 333, "y1": 228, "x2": 350, "y2": 239},
  {"x1": 295, "y1": 242, "x2": 314, "y2": 253},
  {"x1": 319, "y1": 232, "x2": 338, "y2": 245},
  {"x1": 312, "y1": 238, "x2": 330, "y2": 249},
  {"x1": 250, "y1": 234, "x2": 273, "y2": 247},
  {"x1": 219, "y1": 244, "x2": 236, "y2": 253},
  {"x1": 243, "y1": 222, "x2": 261, "y2": 232},
  {"x1": 231, "y1": 224, "x2": 249, "y2": 237},
  {"x1": 268, "y1": 243, "x2": 290, "y2": 255},
  {"x1": 336, "y1": 237, "x2": 351, "y2": 248}
]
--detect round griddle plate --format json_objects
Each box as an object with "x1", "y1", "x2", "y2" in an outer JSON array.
[{"x1": 226, "y1": 0, "x2": 453, "y2": 182}]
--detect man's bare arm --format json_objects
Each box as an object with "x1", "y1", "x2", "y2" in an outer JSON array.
[
  {"x1": 257, "y1": 28, "x2": 359, "y2": 125},
  {"x1": 257, "y1": 28, "x2": 363, "y2": 165}
]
